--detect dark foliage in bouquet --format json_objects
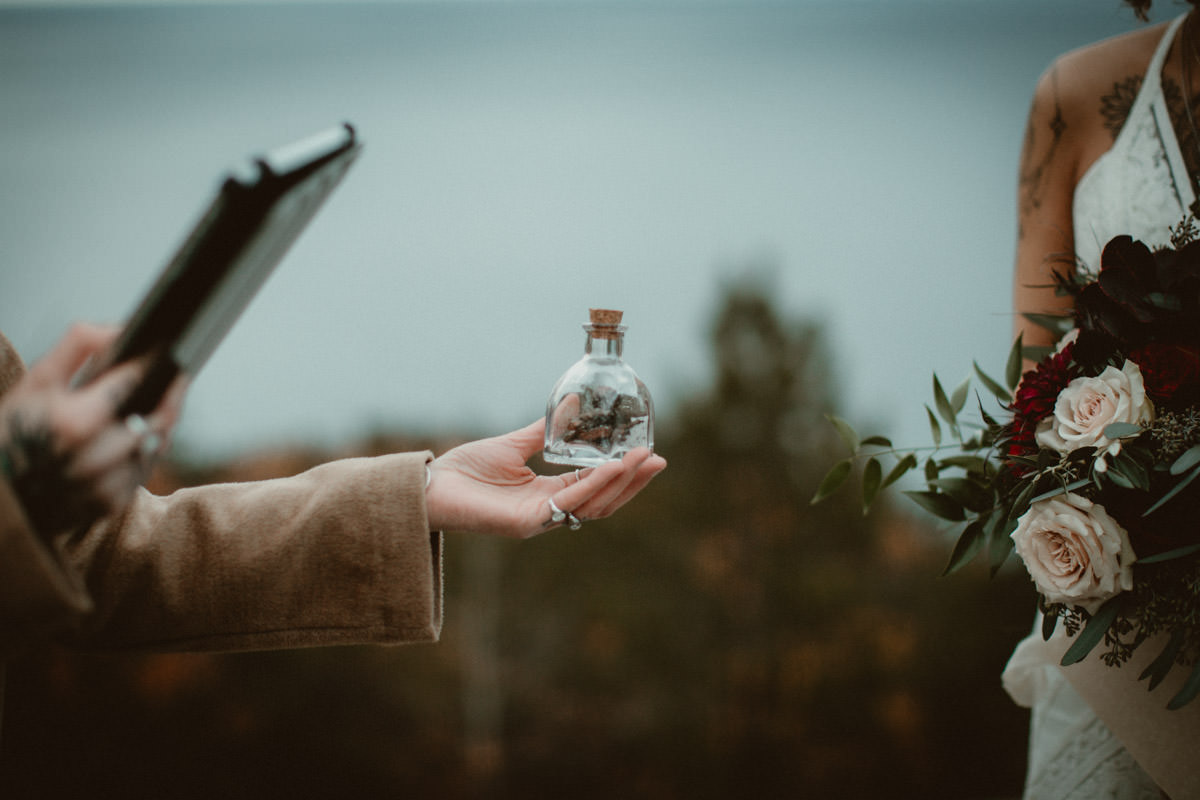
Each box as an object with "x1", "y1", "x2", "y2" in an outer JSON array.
[{"x1": 814, "y1": 218, "x2": 1200, "y2": 710}]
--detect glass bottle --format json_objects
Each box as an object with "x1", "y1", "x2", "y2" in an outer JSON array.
[{"x1": 544, "y1": 308, "x2": 654, "y2": 467}]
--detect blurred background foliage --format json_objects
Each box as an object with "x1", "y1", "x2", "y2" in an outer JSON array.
[{"x1": 0, "y1": 279, "x2": 1036, "y2": 798}]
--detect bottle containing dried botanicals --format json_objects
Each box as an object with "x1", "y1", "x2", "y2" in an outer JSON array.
[{"x1": 544, "y1": 308, "x2": 654, "y2": 466}]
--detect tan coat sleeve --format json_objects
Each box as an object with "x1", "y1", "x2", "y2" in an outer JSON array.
[
  {"x1": 65, "y1": 453, "x2": 443, "y2": 652},
  {"x1": 0, "y1": 331, "x2": 97, "y2": 657},
  {"x1": 0, "y1": 478, "x2": 94, "y2": 655},
  {"x1": 0, "y1": 330, "x2": 443, "y2": 655}
]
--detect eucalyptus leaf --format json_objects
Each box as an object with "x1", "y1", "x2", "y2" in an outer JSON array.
[
  {"x1": 1138, "y1": 628, "x2": 1186, "y2": 692},
  {"x1": 933, "y1": 374, "x2": 956, "y2": 427},
  {"x1": 862, "y1": 457, "x2": 883, "y2": 511},
  {"x1": 860, "y1": 435, "x2": 893, "y2": 448},
  {"x1": 1023, "y1": 345, "x2": 1053, "y2": 363},
  {"x1": 988, "y1": 526, "x2": 1014, "y2": 577},
  {"x1": 1060, "y1": 598, "x2": 1121, "y2": 666},
  {"x1": 1102, "y1": 422, "x2": 1143, "y2": 440},
  {"x1": 881, "y1": 453, "x2": 917, "y2": 491},
  {"x1": 950, "y1": 376, "x2": 971, "y2": 415},
  {"x1": 811, "y1": 459, "x2": 852, "y2": 505},
  {"x1": 937, "y1": 454, "x2": 990, "y2": 473},
  {"x1": 929, "y1": 477, "x2": 994, "y2": 513},
  {"x1": 1021, "y1": 311, "x2": 1073, "y2": 335},
  {"x1": 1135, "y1": 542, "x2": 1200, "y2": 565},
  {"x1": 1029, "y1": 478, "x2": 1090, "y2": 504},
  {"x1": 1169, "y1": 444, "x2": 1200, "y2": 476},
  {"x1": 1041, "y1": 610, "x2": 1059, "y2": 641},
  {"x1": 923, "y1": 456, "x2": 939, "y2": 483},
  {"x1": 942, "y1": 515, "x2": 988, "y2": 577},
  {"x1": 1005, "y1": 333, "x2": 1024, "y2": 391},
  {"x1": 973, "y1": 361, "x2": 1011, "y2": 403},
  {"x1": 926, "y1": 406, "x2": 942, "y2": 447},
  {"x1": 826, "y1": 414, "x2": 860, "y2": 453},
  {"x1": 1105, "y1": 467, "x2": 1136, "y2": 490},
  {"x1": 903, "y1": 490, "x2": 966, "y2": 521},
  {"x1": 1143, "y1": 463, "x2": 1200, "y2": 516},
  {"x1": 1168, "y1": 660, "x2": 1200, "y2": 710}
]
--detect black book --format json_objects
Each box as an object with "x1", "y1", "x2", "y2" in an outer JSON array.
[{"x1": 84, "y1": 123, "x2": 362, "y2": 416}]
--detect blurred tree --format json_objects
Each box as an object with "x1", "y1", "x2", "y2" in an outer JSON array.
[{"x1": 0, "y1": 277, "x2": 1034, "y2": 800}]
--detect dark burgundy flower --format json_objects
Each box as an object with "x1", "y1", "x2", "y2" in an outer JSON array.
[
  {"x1": 1128, "y1": 342, "x2": 1200, "y2": 406},
  {"x1": 1005, "y1": 343, "x2": 1079, "y2": 460}
]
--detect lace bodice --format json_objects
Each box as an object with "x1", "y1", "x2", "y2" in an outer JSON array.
[{"x1": 1073, "y1": 14, "x2": 1195, "y2": 270}]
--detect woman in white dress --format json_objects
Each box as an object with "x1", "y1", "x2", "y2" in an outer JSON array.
[{"x1": 1009, "y1": 3, "x2": 1199, "y2": 798}]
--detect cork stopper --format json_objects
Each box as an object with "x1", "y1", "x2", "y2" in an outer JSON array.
[{"x1": 588, "y1": 308, "x2": 624, "y2": 339}]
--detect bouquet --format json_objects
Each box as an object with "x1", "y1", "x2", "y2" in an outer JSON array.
[{"x1": 815, "y1": 218, "x2": 1200, "y2": 710}]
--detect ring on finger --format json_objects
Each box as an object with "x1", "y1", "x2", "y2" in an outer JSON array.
[
  {"x1": 125, "y1": 414, "x2": 162, "y2": 460},
  {"x1": 548, "y1": 497, "x2": 584, "y2": 530}
]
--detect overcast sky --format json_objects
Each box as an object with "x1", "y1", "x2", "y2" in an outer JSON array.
[{"x1": 0, "y1": 0, "x2": 1178, "y2": 462}]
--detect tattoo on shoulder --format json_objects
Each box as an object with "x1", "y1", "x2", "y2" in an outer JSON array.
[
  {"x1": 1, "y1": 411, "x2": 99, "y2": 539},
  {"x1": 1100, "y1": 75, "x2": 1142, "y2": 140},
  {"x1": 1019, "y1": 67, "x2": 1067, "y2": 239}
]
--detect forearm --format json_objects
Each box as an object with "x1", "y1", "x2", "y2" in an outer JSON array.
[{"x1": 63, "y1": 452, "x2": 443, "y2": 652}]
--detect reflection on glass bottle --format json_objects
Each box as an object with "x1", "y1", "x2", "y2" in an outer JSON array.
[{"x1": 544, "y1": 308, "x2": 654, "y2": 467}]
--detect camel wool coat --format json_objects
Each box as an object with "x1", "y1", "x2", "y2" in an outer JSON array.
[{"x1": 0, "y1": 330, "x2": 443, "y2": 711}]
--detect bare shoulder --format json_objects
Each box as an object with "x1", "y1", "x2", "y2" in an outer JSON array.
[{"x1": 1051, "y1": 22, "x2": 1171, "y2": 125}]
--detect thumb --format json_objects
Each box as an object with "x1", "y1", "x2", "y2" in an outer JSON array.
[{"x1": 504, "y1": 418, "x2": 546, "y2": 459}]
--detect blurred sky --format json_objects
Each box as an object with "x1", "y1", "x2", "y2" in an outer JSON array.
[{"x1": 0, "y1": 0, "x2": 1181, "y2": 462}]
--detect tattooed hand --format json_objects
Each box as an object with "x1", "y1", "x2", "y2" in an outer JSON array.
[{"x1": 0, "y1": 323, "x2": 187, "y2": 540}]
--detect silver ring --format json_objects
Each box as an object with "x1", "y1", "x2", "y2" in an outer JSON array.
[
  {"x1": 565, "y1": 511, "x2": 583, "y2": 531},
  {"x1": 548, "y1": 497, "x2": 567, "y2": 524},
  {"x1": 125, "y1": 414, "x2": 162, "y2": 459}
]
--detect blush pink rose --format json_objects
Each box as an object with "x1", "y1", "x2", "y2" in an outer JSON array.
[
  {"x1": 1010, "y1": 493, "x2": 1135, "y2": 613},
  {"x1": 1034, "y1": 360, "x2": 1154, "y2": 464}
]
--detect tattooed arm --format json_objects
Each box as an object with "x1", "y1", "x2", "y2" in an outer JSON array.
[{"x1": 1013, "y1": 61, "x2": 1082, "y2": 351}]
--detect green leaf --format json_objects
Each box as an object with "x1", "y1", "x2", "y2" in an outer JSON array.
[
  {"x1": 929, "y1": 477, "x2": 994, "y2": 513},
  {"x1": 933, "y1": 374, "x2": 956, "y2": 426},
  {"x1": 923, "y1": 456, "x2": 939, "y2": 483},
  {"x1": 1139, "y1": 628, "x2": 1186, "y2": 692},
  {"x1": 1102, "y1": 422, "x2": 1143, "y2": 440},
  {"x1": 862, "y1": 457, "x2": 883, "y2": 511},
  {"x1": 903, "y1": 490, "x2": 966, "y2": 521},
  {"x1": 1022, "y1": 311, "x2": 1073, "y2": 334},
  {"x1": 925, "y1": 406, "x2": 942, "y2": 447},
  {"x1": 826, "y1": 415, "x2": 860, "y2": 453},
  {"x1": 1060, "y1": 598, "x2": 1122, "y2": 666},
  {"x1": 1168, "y1": 660, "x2": 1200, "y2": 710},
  {"x1": 1169, "y1": 444, "x2": 1200, "y2": 476},
  {"x1": 1005, "y1": 333, "x2": 1024, "y2": 391},
  {"x1": 950, "y1": 376, "x2": 971, "y2": 415},
  {"x1": 1136, "y1": 542, "x2": 1200, "y2": 565},
  {"x1": 942, "y1": 515, "x2": 988, "y2": 576},
  {"x1": 988, "y1": 524, "x2": 1015, "y2": 576},
  {"x1": 881, "y1": 453, "x2": 917, "y2": 490},
  {"x1": 1143, "y1": 463, "x2": 1200, "y2": 516},
  {"x1": 860, "y1": 435, "x2": 892, "y2": 448},
  {"x1": 1029, "y1": 478, "x2": 1090, "y2": 504},
  {"x1": 811, "y1": 459, "x2": 852, "y2": 504},
  {"x1": 1023, "y1": 345, "x2": 1054, "y2": 363},
  {"x1": 937, "y1": 454, "x2": 990, "y2": 473},
  {"x1": 973, "y1": 361, "x2": 1010, "y2": 402},
  {"x1": 1041, "y1": 610, "x2": 1059, "y2": 641}
]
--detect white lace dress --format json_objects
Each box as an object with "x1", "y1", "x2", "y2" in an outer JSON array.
[{"x1": 1001, "y1": 14, "x2": 1191, "y2": 800}]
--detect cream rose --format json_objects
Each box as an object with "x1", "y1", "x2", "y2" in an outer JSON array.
[
  {"x1": 1034, "y1": 359, "x2": 1154, "y2": 462},
  {"x1": 1010, "y1": 493, "x2": 1135, "y2": 612}
]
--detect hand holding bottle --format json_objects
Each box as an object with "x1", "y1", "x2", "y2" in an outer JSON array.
[{"x1": 425, "y1": 418, "x2": 666, "y2": 538}]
